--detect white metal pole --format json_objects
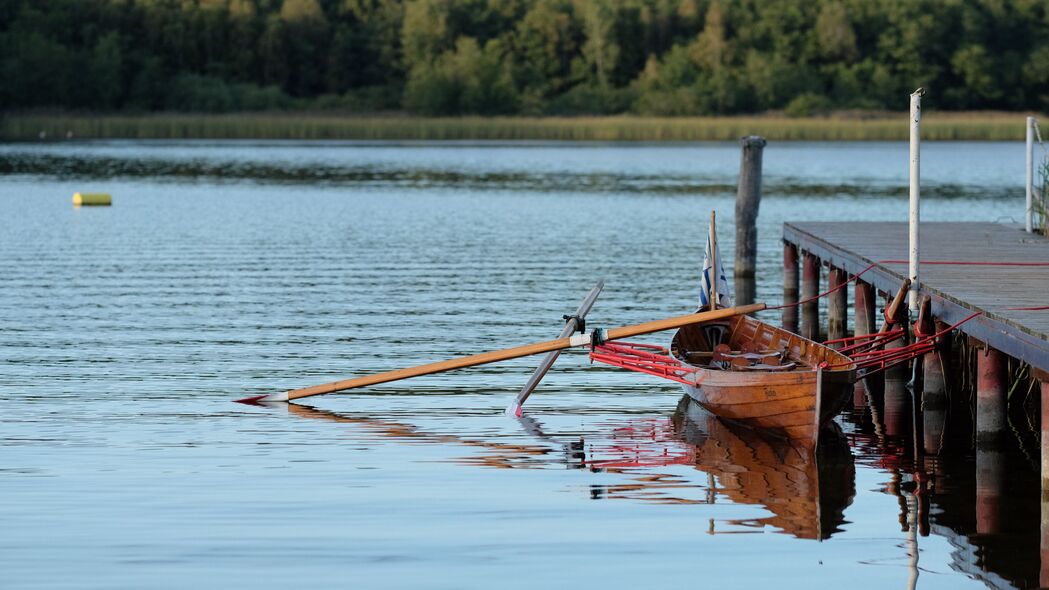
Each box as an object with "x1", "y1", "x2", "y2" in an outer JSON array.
[
  {"x1": 1027, "y1": 116, "x2": 1035, "y2": 233},
  {"x1": 909, "y1": 88, "x2": 923, "y2": 313}
]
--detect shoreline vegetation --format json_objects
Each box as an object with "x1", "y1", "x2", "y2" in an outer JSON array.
[{"x1": 1, "y1": 111, "x2": 1040, "y2": 142}]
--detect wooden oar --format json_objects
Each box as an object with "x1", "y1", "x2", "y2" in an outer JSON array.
[
  {"x1": 505, "y1": 280, "x2": 604, "y2": 417},
  {"x1": 238, "y1": 302, "x2": 765, "y2": 404}
]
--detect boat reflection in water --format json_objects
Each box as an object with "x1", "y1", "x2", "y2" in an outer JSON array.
[
  {"x1": 282, "y1": 395, "x2": 855, "y2": 540},
  {"x1": 671, "y1": 397, "x2": 856, "y2": 540}
]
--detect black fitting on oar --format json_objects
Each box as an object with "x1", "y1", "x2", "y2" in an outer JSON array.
[
  {"x1": 563, "y1": 314, "x2": 585, "y2": 334},
  {"x1": 591, "y1": 328, "x2": 608, "y2": 347}
]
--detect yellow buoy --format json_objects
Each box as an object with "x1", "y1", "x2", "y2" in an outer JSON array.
[{"x1": 72, "y1": 192, "x2": 112, "y2": 207}]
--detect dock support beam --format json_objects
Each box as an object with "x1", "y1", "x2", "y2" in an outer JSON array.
[
  {"x1": 921, "y1": 323, "x2": 949, "y2": 455},
  {"x1": 854, "y1": 280, "x2": 875, "y2": 338},
  {"x1": 975, "y1": 345, "x2": 1005, "y2": 532},
  {"x1": 783, "y1": 243, "x2": 799, "y2": 334},
  {"x1": 976, "y1": 347, "x2": 1006, "y2": 444},
  {"x1": 827, "y1": 267, "x2": 847, "y2": 344},
  {"x1": 852, "y1": 280, "x2": 876, "y2": 407},
  {"x1": 801, "y1": 253, "x2": 820, "y2": 341}
]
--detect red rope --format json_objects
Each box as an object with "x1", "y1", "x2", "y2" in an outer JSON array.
[
  {"x1": 824, "y1": 310, "x2": 983, "y2": 371},
  {"x1": 766, "y1": 262, "x2": 878, "y2": 311}
]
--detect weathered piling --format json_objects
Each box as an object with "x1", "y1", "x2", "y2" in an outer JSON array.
[
  {"x1": 852, "y1": 280, "x2": 876, "y2": 407},
  {"x1": 827, "y1": 267, "x2": 847, "y2": 343},
  {"x1": 801, "y1": 253, "x2": 820, "y2": 341},
  {"x1": 735, "y1": 136, "x2": 766, "y2": 293},
  {"x1": 976, "y1": 349, "x2": 1005, "y2": 535},
  {"x1": 881, "y1": 289, "x2": 909, "y2": 435},
  {"x1": 921, "y1": 322, "x2": 949, "y2": 455},
  {"x1": 854, "y1": 281, "x2": 876, "y2": 337},
  {"x1": 783, "y1": 243, "x2": 799, "y2": 333},
  {"x1": 976, "y1": 346, "x2": 1006, "y2": 443}
]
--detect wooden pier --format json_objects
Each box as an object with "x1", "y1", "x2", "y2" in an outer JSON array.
[
  {"x1": 784, "y1": 220, "x2": 1049, "y2": 588},
  {"x1": 783, "y1": 221, "x2": 1049, "y2": 374}
]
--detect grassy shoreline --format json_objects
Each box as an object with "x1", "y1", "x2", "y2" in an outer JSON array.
[{"x1": 1, "y1": 112, "x2": 1040, "y2": 142}]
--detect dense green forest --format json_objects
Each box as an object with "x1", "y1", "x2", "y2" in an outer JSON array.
[{"x1": 2, "y1": 0, "x2": 1048, "y2": 116}]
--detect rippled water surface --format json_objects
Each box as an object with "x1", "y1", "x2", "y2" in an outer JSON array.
[{"x1": 0, "y1": 140, "x2": 1038, "y2": 588}]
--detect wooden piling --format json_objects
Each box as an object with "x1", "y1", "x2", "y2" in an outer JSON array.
[
  {"x1": 921, "y1": 322, "x2": 949, "y2": 455},
  {"x1": 783, "y1": 242, "x2": 799, "y2": 334},
  {"x1": 976, "y1": 356, "x2": 1005, "y2": 535},
  {"x1": 735, "y1": 136, "x2": 766, "y2": 282},
  {"x1": 801, "y1": 253, "x2": 820, "y2": 341},
  {"x1": 827, "y1": 267, "x2": 847, "y2": 344},
  {"x1": 854, "y1": 280, "x2": 875, "y2": 338},
  {"x1": 976, "y1": 346, "x2": 1006, "y2": 444},
  {"x1": 852, "y1": 280, "x2": 876, "y2": 407}
]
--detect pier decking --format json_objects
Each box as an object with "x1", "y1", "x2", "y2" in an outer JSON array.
[{"x1": 783, "y1": 221, "x2": 1049, "y2": 374}]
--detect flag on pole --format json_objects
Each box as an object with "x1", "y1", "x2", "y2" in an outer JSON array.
[{"x1": 699, "y1": 231, "x2": 732, "y2": 309}]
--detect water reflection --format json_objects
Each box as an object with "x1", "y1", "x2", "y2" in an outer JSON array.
[
  {"x1": 845, "y1": 368, "x2": 1045, "y2": 590},
  {"x1": 673, "y1": 397, "x2": 855, "y2": 540},
  {"x1": 283, "y1": 395, "x2": 856, "y2": 540},
  {"x1": 0, "y1": 149, "x2": 1018, "y2": 199}
]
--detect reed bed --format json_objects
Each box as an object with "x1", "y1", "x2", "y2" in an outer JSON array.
[{"x1": 1, "y1": 112, "x2": 1038, "y2": 142}]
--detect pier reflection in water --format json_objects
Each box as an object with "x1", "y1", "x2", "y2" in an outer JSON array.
[{"x1": 849, "y1": 364, "x2": 1044, "y2": 590}]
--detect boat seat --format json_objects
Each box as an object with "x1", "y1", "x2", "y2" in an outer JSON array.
[{"x1": 737, "y1": 362, "x2": 797, "y2": 372}]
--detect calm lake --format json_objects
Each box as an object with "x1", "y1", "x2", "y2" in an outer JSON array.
[{"x1": 0, "y1": 140, "x2": 1038, "y2": 589}]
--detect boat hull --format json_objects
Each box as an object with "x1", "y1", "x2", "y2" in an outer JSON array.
[{"x1": 671, "y1": 314, "x2": 855, "y2": 449}]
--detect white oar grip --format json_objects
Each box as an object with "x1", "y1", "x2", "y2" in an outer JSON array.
[{"x1": 568, "y1": 333, "x2": 592, "y2": 347}]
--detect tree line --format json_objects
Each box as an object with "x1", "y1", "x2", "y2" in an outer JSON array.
[{"x1": 2, "y1": 0, "x2": 1048, "y2": 116}]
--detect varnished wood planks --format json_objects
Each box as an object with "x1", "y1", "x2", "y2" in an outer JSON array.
[{"x1": 671, "y1": 314, "x2": 855, "y2": 449}]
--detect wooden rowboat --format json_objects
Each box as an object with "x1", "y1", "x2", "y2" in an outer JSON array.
[{"x1": 669, "y1": 312, "x2": 856, "y2": 450}]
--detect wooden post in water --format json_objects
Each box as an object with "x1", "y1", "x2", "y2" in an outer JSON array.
[
  {"x1": 975, "y1": 345, "x2": 1005, "y2": 535},
  {"x1": 882, "y1": 289, "x2": 910, "y2": 435},
  {"x1": 801, "y1": 253, "x2": 820, "y2": 341},
  {"x1": 827, "y1": 267, "x2": 847, "y2": 344},
  {"x1": 735, "y1": 136, "x2": 766, "y2": 305},
  {"x1": 922, "y1": 321, "x2": 949, "y2": 455},
  {"x1": 854, "y1": 281, "x2": 876, "y2": 337},
  {"x1": 976, "y1": 346, "x2": 1006, "y2": 444},
  {"x1": 852, "y1": 280, "x2": 876, "y2": 407},
  {"x1": 783, "y1": 243, "x2": 799, "y2": 334}
]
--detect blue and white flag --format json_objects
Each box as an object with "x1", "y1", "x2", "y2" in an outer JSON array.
[{"x1": 698, "y1": 231, "x2": 732, "y2": 309}]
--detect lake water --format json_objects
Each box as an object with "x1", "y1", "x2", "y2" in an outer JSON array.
[{"x1": 0, "y1": 140, "x2": 1039, "y2": 589}]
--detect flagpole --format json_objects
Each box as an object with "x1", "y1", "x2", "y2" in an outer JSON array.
[{"x1": 709, "y1": 211, "x2": 718, "y2": 310}]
